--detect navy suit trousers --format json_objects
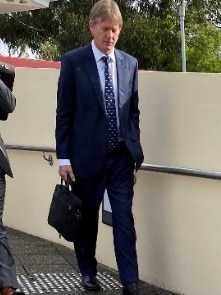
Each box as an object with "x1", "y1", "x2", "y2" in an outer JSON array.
[{"x1": 72, "y1": 143, "x2": 138, "y2": 284}]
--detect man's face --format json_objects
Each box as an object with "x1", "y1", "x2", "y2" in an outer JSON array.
[{"x1": 89, "y1": 18, "x2": 121, "y2": 55}]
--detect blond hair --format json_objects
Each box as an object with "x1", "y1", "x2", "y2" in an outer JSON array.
[{"x1": 89, "y1": 0, "x2": 123, "y2": 28}]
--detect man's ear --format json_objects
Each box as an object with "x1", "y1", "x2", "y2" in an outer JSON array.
[{"x1": 89, "y1": 21, "x2": 94, "y2": 35}]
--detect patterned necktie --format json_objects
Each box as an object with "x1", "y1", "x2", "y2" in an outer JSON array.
[{"x1": 102, "y1": 56, "x2": 118, "y2": 151}]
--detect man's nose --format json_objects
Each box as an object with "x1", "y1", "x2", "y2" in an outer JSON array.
[{"x1": 106, "y1": 30, "x2": 114, "y2": 38}]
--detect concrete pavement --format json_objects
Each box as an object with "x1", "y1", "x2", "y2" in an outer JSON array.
[{"x1": 6, "y1": 227, "x2": 178, "y2": 295}]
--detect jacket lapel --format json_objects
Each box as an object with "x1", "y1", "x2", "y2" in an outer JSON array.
[
  {"x1": 115, "y1": 50, "x2": 127, "y2": 119},
  {"x1": 82, "y1": 45, "x2": 105, "y2": 114}
]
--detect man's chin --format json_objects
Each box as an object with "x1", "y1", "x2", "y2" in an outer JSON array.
[{"x1": 102, "y1": 46, "x2": 114, "y2": 55}]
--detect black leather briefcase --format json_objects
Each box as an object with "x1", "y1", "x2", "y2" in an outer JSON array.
[{"x1": 48, "y1": 177, "x2": 82, "y2": 242}]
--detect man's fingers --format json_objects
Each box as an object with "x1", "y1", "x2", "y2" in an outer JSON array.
[
  {"x1": 58, "y1": 165, "x2": 75, "y2": 182},
  {"x1": 68, "y1": 172, "x2": 76, "y2": 182}
]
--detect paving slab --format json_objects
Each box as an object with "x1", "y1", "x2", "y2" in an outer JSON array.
[{"x1": 6, "y1": 227, "x2": 178, "y2": 295}]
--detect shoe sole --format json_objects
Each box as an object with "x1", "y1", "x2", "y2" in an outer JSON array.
[{"x1": 82, "y1": 285, "x2": 101, "y2": 292}]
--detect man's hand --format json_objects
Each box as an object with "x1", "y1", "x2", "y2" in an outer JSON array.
[{"x1": 58, "y1": 165, "x2": 75, "y2": 182}]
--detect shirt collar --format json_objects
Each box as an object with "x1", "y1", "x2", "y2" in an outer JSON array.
[{"x1": 91, "y1": 40, "x2": 115, "y2": 63}]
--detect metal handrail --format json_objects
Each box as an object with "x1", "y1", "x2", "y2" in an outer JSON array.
[
  {"x1": 140, "y1": 163, "x2": 221, "y2": 180},
  {"x1": 5, "y1": 144, "x2": 221, "y2": 180},
  {"x1": 6, "y1": 144, "x2": 55, "y2": 153},
  {"x1": 6, "y1": 144, "x2": 55, "y2": 166}
]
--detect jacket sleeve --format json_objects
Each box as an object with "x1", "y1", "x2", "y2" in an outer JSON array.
[{"x1": 0, "y1": 79, "x2": 16, "y2": 114}]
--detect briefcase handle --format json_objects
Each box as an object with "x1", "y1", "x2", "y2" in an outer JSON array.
[{"x1": 61, "y1": 176, "x2": 73, "y2": 189}]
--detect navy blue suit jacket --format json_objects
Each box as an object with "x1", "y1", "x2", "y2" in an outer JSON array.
[{"x1": 56, "y1": 44, "x2": 144, "y2": 177}]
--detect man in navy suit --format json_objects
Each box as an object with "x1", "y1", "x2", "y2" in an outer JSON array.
[{"x1": 56, "y1": 0, "x2": 144, "y2": 294}]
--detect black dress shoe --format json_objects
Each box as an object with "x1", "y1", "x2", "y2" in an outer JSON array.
[
  {"x1": 81, "y1": 276, "x2": 101, "y2": 292},
  {"x1": 123, "y1": 283, "x2": 140, "y2": 295}
]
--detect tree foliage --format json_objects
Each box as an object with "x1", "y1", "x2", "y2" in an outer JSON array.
[
  {"x1": 186, "y1": 23, "x2": 221, "y2": 72},
  {"x1": 0, "y1": 0, "x2": 220, "y2": 72}
]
